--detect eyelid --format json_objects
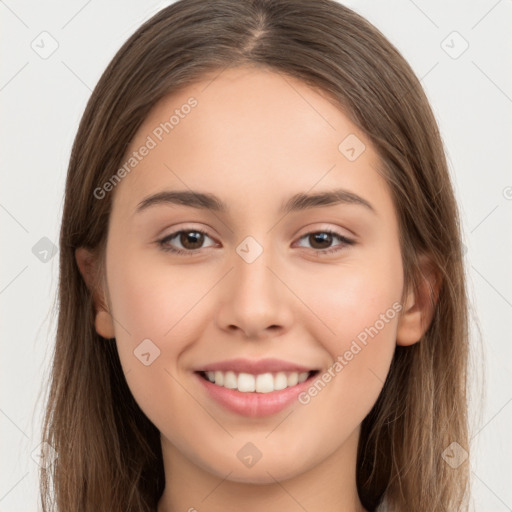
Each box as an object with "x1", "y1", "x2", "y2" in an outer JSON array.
[
  {"x1": 294, "y1": 222, "x2": 356, "y2": 240},
  {"x1": 157, "y1": 222, "x2": 218, "y2": 239}
]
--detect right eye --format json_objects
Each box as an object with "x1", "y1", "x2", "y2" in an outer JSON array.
[{"x1": 158, "y1": 228, "x2": 218, "y2": 255}]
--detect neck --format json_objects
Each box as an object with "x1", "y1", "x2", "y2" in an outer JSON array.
[{"x1": 157, "y1": 427, "x2": 366, "y2": 512}]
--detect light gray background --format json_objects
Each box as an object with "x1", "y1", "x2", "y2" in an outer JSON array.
[{"x1": 1, "y1": 0, "x2": 511, "y2": 510}]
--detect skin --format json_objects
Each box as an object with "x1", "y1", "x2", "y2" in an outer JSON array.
[{"x1": 77, "y1": 65, "x2": 435, "y2": 512}]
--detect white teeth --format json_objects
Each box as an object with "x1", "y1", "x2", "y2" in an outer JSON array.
[
  {"x1": 287, "y1": 372, "x2": 298, "y2": 387},
  {"x1": 214, "y1": 370, "x2": 224, "y2": 386},
  {"x1": 298, "y1": 371, "x2": 309, "y2": 383},
  {"x1": 202, "y1": 370, "x2": 313, "y2": 393},
  {"x1": 274, "y1": 372, "x2": 288, "y2": 390},
  {"x1": 255, "y1": 373, "x2": 274, "y2": 393},
  {"x1": 238, "y1": 373, "x2": 255, "y2": 392},
  {"x1": 223, "y1": 371, "x2": 237, "y2": 389}
]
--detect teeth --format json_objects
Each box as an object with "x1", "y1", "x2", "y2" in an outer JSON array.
[
  {"x1": 214, "y1": 371, "x2": 224, "y2": 386},
  {"x1": 274, "y1": 372, "x2": 288, "y2": 390},
  {"x1": 256, "y1": 373, "x2": 274, "y2": 393},
  {"x1": 298, "y1": 371, "x2": 309, "y2": 383},
  {"x1": 238, "y1": 373, "x2": 255, "y2": 392},
  {"x1": 224, "y1": 371, "x2": 237, "y2": 389},
  {"x1": 287, "y1": 372, "x2": 298, "y2": 386},
  {"x1": 202, "y1": 370, "x2": 312, "y2": 393}
]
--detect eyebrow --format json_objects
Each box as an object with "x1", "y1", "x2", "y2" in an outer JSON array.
[{"x1": 135, "y1": 188, "x2": 376, "y2": 215}]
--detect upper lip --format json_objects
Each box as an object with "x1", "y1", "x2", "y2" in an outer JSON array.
[{"x1": 195, "y1": 358, "x2": 316, "y2": 374}]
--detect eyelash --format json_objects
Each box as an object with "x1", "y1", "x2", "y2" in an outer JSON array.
[{"x1": 157, "y1": 228, "x2": 355, "y2": 256}]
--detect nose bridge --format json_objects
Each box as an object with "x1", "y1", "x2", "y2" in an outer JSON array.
[
  {"x1": 233, "y1": 234, "x2": 280, "y2": 304},
  {"x1": 216, "y1": 233, "x2": 293, "y2": 337}
]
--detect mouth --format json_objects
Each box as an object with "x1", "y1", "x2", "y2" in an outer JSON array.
[
  {"x1": 195, "y1": 369, "x2": 320, "y2": 417},
  {"x1": 193, "y1": 357, "x2": 322, "y2": 417},
  {"x1": 196, "y1": 369, "x2": 320, "y2": 393}
]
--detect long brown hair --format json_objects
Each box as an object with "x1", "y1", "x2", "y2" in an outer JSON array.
[{"x1": 39, "y1": 0, "x2": 470, "y2": 510}]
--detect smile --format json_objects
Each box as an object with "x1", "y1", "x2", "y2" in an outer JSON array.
[
  {"x1": 198, "y1": 370, "x2": 318, "y2": 393},
  {"x1": 195, "y1": 368, "x2": 321, "y2": 417}
]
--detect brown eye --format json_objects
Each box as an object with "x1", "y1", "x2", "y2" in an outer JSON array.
[
  {"x1": 308, "y1": 232, "x2": 334, "y2": 250},
  {"x1": 295, "y1": 230, "x2": 354, "y2": 255},
  {"x1": 179, "y1": 231, "x2": 205, "y2": 250},
  {"x1": 158, "y1": 229, "x2": 216, "y2": 255}
]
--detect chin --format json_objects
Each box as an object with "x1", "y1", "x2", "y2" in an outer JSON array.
[{"x1": 203, "y1": 456, "x2": 306, "y2": 485}]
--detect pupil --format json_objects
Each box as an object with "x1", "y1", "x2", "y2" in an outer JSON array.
[
  {"x1": 181, "y1": 231, "x2": 203, "y2": 249},
  {"x1": 311, "y1": 233, "x2": 331, "y2": 249}
]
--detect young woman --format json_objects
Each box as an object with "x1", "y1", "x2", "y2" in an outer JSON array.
[{"x1": 40, "y1": 1, "x2": 470, "y2": 510}]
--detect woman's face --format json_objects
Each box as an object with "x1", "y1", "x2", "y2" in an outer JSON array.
[{"x1": 100, "y1": 65, "x2": 405, "y2": 484}]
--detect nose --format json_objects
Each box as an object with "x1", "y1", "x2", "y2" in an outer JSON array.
[{"x1": 215, "y1": 241, "x2": 294, "y2": 340}]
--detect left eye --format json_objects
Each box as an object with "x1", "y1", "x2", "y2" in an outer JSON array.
[
  {"x1": 294, "y1": 230, "x2": 354, "y2": 254},
  {"x1": 158, "y1": 229, "x2": 354, "y2": 256}
]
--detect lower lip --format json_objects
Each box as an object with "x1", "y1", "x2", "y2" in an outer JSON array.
[{"x1": 195, "y1": 372, "x2": 316, "y2": 417}]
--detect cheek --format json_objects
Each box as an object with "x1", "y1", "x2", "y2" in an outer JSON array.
[
  {"x1": 291, "y1": 278, "x2": 400, "y2": 462},
  {"x1": 105, "y1": 252, "x2": 212, "y2": 429},
  {"x1": 104, "y1": 249, "x2": 219, "y2": 413},
  {"x1": 293, "y1": 252, "x2": 403, "y2": 412},
  {"x1": 106, "y1": 248, "x2": 214, "y2": 344},
  {"x1": 297, "y1": 253, "x2": 403, "y2": 349}
]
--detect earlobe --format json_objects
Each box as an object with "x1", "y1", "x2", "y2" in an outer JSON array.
[
  {"x1": 75, "y1": 247, "x2": 115, "y2": 339},
  {"x1": 396, "y1": 255, "x2": 441, "y2": 347},
  {"x1": 94, "y1": 310, "x2": 116, "y2": 339}
]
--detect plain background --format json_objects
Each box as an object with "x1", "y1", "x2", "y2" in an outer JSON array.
[{"x1": 1, "y1": 0, "x2": 511, "y2": 510}]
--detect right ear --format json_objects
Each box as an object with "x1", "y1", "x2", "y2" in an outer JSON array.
[{"x1": 75, "y1": 247, "x2": 115, "y2": 339}]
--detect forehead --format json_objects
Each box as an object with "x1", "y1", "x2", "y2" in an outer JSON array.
[{"x1": 110, "y1": 65, "x2": 389, "y2": 219}]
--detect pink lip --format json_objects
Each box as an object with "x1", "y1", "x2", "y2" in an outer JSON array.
[
  {"x1": 195, "y1": 357, "x2": 315, "y2": 374},
  {"x1": 195, "y1": 371, "x2": 316, "y2": 417}
]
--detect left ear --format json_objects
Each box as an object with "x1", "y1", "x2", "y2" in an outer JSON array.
[{"x1": 396, "y1": 253, "x2": 441, "y2": 346}]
